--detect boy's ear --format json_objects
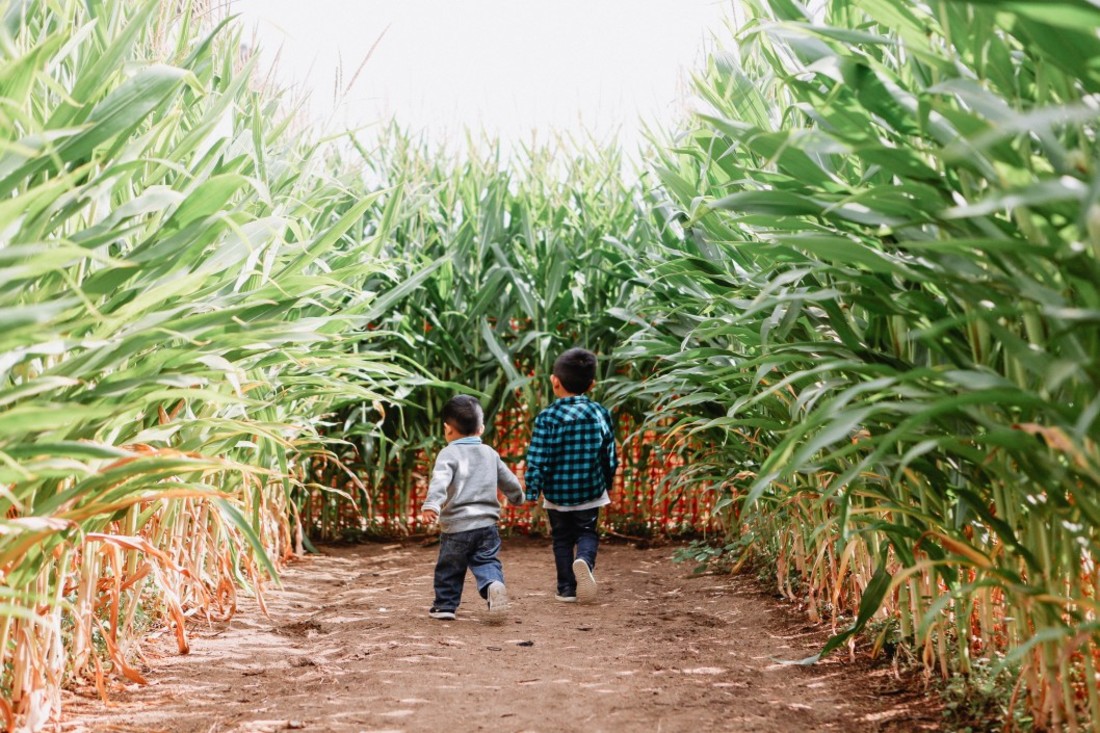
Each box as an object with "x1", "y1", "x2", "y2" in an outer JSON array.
[{"x1": 550, "y1": 374, "x2": 561, "y2": 389}]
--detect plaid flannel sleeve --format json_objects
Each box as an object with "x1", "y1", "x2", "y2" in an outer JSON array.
[
  {"x1": 524, "y1": 411, "x2": 558, "y2": 501},
  {"x1": 599, "y1": 404, "x2": 617, "y2": 490}
]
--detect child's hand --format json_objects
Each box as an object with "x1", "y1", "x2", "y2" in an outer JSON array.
[{"x1": 423, "y1": 509, "x2": 438, "y2": 524}]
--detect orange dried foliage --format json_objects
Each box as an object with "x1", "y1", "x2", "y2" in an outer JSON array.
[{"x1": 307, "y1": 403, "x2": 721, "y2": 538}]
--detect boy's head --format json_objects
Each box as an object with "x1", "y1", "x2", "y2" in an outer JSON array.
[
  {"x1": 442, "y1": 394, "x2": 483, "y2": 437},
  {"x1": 552, "y1": 347, "x2": 598, "y2": 396}
]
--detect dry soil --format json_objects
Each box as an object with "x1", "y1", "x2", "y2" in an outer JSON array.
[{"x1": 61, "y1": 537, "x2": 941, "y2": 733}]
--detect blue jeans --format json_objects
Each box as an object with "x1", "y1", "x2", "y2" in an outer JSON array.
[
  {"x1": 547, "y1": 508, "x2": 600, "y2": 596},
  {"x1": 432, "y1": 525, "x2": 505, "y2": 612}
]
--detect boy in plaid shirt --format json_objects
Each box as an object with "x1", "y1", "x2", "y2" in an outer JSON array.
[{"x1": 524, "y1": 348, "x2": 617, "y2": 603}]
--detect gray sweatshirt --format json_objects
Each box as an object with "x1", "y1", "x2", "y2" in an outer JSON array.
[{"x1": 422, "y1": 437, "x2": 525, "y2": 533}]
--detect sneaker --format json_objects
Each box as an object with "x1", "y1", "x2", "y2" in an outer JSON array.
[
  {"x1": 428, "y1": 607, "x2": 456, "y2": 620},
  {"x1": 487, "y1": 581, "x2": 508, "y2": 622},
  {"x1": 573, "y1": 558, "x2": 597, "y2": 603},
  {"x1": 554, "y1": 593, "x2": 577, "y2": 603}
]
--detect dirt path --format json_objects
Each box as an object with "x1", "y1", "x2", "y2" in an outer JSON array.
[{"x1": 62, "y1": 537, "x2": 940, "y2": 732}]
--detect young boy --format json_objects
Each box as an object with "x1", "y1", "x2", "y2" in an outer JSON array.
[
  {"x1": 422, "y1": 394, "x2": 525, "y2": 621},
  {"x1": 524, "y1": 348, "x2": 617, "y2": 603}
]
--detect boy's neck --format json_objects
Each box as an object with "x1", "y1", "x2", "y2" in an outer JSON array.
[{"x1": 443, "y1": 423, "x2": 483, "y2": 443}]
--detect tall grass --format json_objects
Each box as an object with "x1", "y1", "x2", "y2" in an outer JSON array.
[
  {"x1": 616, "y1": 0, "x2": 1100, "y2": 727},
  {"x1": 300, "y1": 132, "x2": 667, "y2": 536},
  {"x1": 0, "y1": 0, "x2": 407, "y2": 726}
]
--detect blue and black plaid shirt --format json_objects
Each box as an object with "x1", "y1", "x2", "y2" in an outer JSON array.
[{"x1": 524, "y1": 395, "x2": 617, "y2": 505}]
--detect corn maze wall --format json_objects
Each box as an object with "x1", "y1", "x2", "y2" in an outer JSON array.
[{"x1": 302, "y1": 404, "x2": 723, "y2": 540}]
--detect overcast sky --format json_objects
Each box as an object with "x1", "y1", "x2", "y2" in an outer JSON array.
[{"x1": 230, "y1": 1, "x2": 733, "y2": 153}]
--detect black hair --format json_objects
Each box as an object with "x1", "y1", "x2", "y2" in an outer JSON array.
[
  {"x1": 553, "y1": 347, "x2": 598, "y2": 395},
  {"x1": 442, "y1": 394, "x2": 483, "y2": 436}
]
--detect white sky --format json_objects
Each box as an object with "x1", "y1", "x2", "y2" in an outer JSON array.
[{"x1": 230, "y1": 0, "x2": 733, "y2": 154}]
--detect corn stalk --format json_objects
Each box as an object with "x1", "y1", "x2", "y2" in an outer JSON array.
[
  {"x1": 615, "y1": 0, "x2": 1100, "y2": 727},
  {"x1": 0, "y1": 0, "x2": 407, "y2": 726}
]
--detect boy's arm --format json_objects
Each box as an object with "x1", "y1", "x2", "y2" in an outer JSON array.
[
  {"x1": 421, "y1": 448, "x2": 455, "y2": 521},
  {"x1": 600, "y1": 406, "x2": 618, "y2": 491},
  {"x1": 523, "y1": 412, "x2": 557, "y2": 502},
  {"x1": 496, "y1": 456, "x2": 525, "y2": 506}
]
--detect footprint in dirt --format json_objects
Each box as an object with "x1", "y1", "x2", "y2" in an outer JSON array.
[
  {"x1": 275, "y1": 618, "x2": 325, "y2": 637},
  {"x1": 642, "y1": 610, "x2": 726, "y2": 629}
]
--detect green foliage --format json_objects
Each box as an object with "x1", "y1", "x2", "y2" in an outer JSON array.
[
  {"x1": 619, "y1": 0, "x2": 1100, "y2": 727},
  {"x1": 0, "y1": 0, "x2": 410, "y2": 722},
  {"x1": 317, "y1": 132, "x2": 659, "y2": 526},
  {"x1": 672, "y1": 538, "x2": 749, "y2": 575},
  {"x1": 940, "y1": 657, "x2": 1032, "y2": 733}
]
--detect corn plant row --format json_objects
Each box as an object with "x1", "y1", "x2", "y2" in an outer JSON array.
[
  {"x1": 606, "y1": 0, "x2": 1100, "y2": 728},
  {"x1": 0, "y1": 1, "x2": 410, "y2": 727},
  {"x1": 305, "y1": 134, "x2": 677, "y2": 535},
  {"x1": 305, "y1": 411, "x2": 718, "y2": 540}
]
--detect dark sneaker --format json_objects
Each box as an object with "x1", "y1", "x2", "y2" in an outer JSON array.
[
  {"x1": 429, "y1": 607, "x2": 456, "y2": 620},
  {"x1": 554, "y1": 593, "x2": 577, "y2": 603},
  {"x1": 573, "y1": 558, "x2": 596, "y2": 603},
  {"x1": 487, "y1": 581, "x2": 508, "y2": 622}
]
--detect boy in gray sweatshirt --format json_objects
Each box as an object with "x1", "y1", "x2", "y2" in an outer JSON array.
[{"x1": 421, "y1": 395, "x2": 525, "y2": 621}]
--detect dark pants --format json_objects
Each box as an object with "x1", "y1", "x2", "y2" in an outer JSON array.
[
  {"x1": 547, "y1": 507, "x2": 600, "y2": 596},
  {"x1": 432, "y1": 525, "x2": 505, "y2": 612}
]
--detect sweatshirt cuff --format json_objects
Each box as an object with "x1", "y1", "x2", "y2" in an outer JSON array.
[{"x1": 422, "y1": 502, "x2": 441, "y2": 513}]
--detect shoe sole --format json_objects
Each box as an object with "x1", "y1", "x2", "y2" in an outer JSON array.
[
  {"x1": 487, "y1": 582, "x2": 508, "y2": 623},
  {"x1": 555, "y1": 595, "x2": 577, "y2": 603},
  {"x1": 429, "y1": 611, "x2": 455, "y2": 620},
  {"x1": 573, "y1": 559, "x2": 597, "y2": 603}
]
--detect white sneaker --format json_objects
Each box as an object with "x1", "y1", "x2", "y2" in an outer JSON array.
[
  {"x1": 555, "y1": 593, "x2": 577, "y2": 603},
  {"x1": 573, "y1": 558, "x2": 597, "y2": 603},
  {"x1": 487, "y1": 581, "x2": 508, "y2": 622}
]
